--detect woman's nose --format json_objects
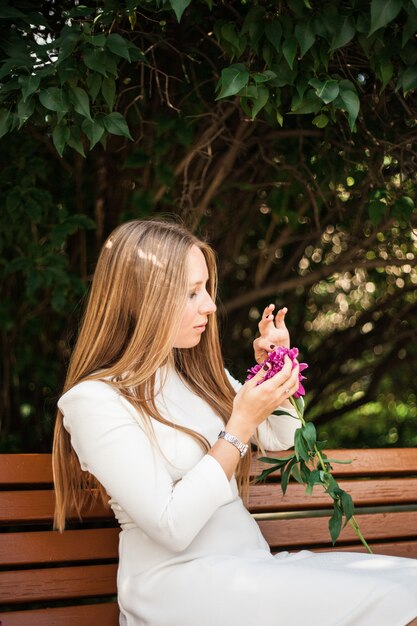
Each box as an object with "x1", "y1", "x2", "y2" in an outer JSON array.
[{"x1": 201, "y1": 292, "x2": 216, "y2": 315}]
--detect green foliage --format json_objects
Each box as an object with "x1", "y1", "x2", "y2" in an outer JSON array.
[
  {"x1": 258, "y1": 401, "x2": 368, "y2": 550},
  {"x1": 0, "y1": 1, "x2": 416, "y2": 453}
]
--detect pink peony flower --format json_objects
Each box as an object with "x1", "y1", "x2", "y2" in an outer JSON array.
[{"x1": 246, "y1": 346, "x2": 308, "y2": 398}]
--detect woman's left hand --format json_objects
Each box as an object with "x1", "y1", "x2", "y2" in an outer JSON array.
[{"x1": 253, "y1": 304, "x2": 291, "y2": 364}]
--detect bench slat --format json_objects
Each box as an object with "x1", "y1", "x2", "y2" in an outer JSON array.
[
  {"x1": 0, "y1": 602, "x2": 119, "y2": 626},
  {"x1": 2, "y1": 449, "x2": 417, "y2": 486},
  {"x1": 315, "y1": 540, "x2": 417, "y2": 559},
  {"x1": 4, "y1": 477, "x2": 416, "y2": 523},
  {"x1": 259, "y1": 510, "x2": 417, "y2": 549},
  {"x1": 249, "y1": 477, "x2": 417, "y2": 512},
  {"x1": 0, "y1": 528, "x2": 119, "y2": 566},
  {"x1": 0, "y1": 564, "x2": 117, "y2": 603},
  {"x1": 251, "y1": 448, "x2": 417, "y2": 478},
  {"x1": 0, "y1": 454, "x2": 53, "y2": 485},
  {"x1": 0, "y1": 491, "x2": 112, "y2": 523}
]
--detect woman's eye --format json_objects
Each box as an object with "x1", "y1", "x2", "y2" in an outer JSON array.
[{"x1": 189, "y1": 292, "x2": 198, "y2": 299}]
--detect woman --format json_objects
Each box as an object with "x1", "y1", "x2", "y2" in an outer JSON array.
[{"x1": 53, "y1": 219, "x2": 417, "y2": 626}]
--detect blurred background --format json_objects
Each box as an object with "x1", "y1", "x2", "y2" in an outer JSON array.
[{"x1": 1, "y1": 0, "x2": 416, "y2": 452}]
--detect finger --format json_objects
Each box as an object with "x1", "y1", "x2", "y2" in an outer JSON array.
[
  {"x1": 282, "y1": 364, "x2": 300, "y2": 396},
  {"x1": 258, "y1": 304, "x2": 275, "y2": 332},
  {"x1": 261, "y1": 356, "x2": 293, "y2": 388},
  {"x1": 256, "y1": 337, "x2": 277, "y2": 353},
  {"x1": 274, "y1": 307, "x2": 287, "y2": 328},
  {"x1": 247, "y1": 362, "x2": 270, "y2": 387}
]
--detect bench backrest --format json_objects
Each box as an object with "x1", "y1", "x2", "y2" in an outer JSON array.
[{"x1": 1, "y1": 448, "x2": 417, "y2": 624}]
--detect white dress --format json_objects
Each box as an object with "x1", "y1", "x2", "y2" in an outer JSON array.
[{"x1": 58, "y1": 366, "x2": 417, "y2": 626}]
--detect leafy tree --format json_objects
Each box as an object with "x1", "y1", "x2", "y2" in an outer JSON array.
[{"x1": 0, "y1": 0, "x2": 416, "y2": 451}]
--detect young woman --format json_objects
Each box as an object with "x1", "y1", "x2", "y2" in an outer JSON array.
[{"x1": 53, "y1": 219, "x2": 417, "y2": 626}]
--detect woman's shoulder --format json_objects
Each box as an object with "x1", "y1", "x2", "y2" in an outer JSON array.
[{"x1": 58, "y1": 378, "x2": 120, "y2": 409}]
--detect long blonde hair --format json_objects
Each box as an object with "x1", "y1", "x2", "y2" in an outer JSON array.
[{"x1": 52, "y1": 219, "x2": 252, "y2": 531}]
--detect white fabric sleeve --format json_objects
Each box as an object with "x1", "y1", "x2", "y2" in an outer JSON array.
[
  {"x1": 225, "y1": 368, "x2": 301, "y2": 451},
  {"x1": 58, "y1": 380, "x2": 234, "y2": 552}
]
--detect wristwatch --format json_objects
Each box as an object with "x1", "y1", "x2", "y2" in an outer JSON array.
[{"x1": 218, "y1": 430, "x2": 249, "y2": 457}]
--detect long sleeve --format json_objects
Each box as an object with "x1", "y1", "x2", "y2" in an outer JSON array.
[
  {"x1": 58, "y1": 380, "x2": 234, "y2": 552},
  {"x1": 225, "y1": 369, "x2": 301, "y2": 451}
]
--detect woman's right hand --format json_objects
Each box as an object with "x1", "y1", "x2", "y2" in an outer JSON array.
[{"x1": 226, "y1": 356, "x2": 300, "y2": 443}]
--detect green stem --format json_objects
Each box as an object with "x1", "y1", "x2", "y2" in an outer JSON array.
[{"x1": 289, "y1": 398, "x2": 373, "y2": 554}]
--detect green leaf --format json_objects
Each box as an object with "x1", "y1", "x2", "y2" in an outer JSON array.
[
  {"x1": 309, "y1": 78, "x2": 339, "y2": 103},
  {"x1": 216, "y1": 64, "x2": 249, "y2": 99},
  {"x1": 253, "y1": 71, "x2": 277, "y2": 84},
  {"x1": 283, "y1": 35, "x2": 298, "y2": 69},
  {"x1": 378, "y1": 59, "x2": 393, "y2": 91},
  {"x1": 106, "y1": 33, "x2": 131, "y2": 61},
  {"x1": 340, "y1": 490, "x2": 354, "y2": 524},
  {"x1": 87, "y1": 34, "x2": 106, "y2": 47},
  {"x1": 67, "y1": 125, "x2": 86, "y2": 157},
  {"x1": 257, "y1": 465, "x2": 281, "y2": 482},
  {"x1": 251, "y1": 85, "x2": 269, "y2": 119},
  {"x1": 392, "y1": 195, "x2": 415, "y2": 220},
  {"x1": 57, "y1": 31, "x2": 80, "y2": 63},
  {"x1": 0, "y1": 108, "x2": 11, "y2": 138},
  {"x1": 402, "y1": 7, "x2": 417, "y2": 47},
  {"x1": 312, "y1": 113, "x2": 329, "y2": 128},
  {"x1": 400, "y1": 66, "x2": 417, "y2": 93},
  {"x1": 302, "y1": 422, "x2": 317, "y2": 449},
  {"x1": 338, "y1": 86, "x2": 360, "y2": 130},
  {"x1": 281, "y1": 457, "x2": 297, "y2": 494},
  {"x1": 19, "y1": 74, "x2": 40, "y2": 102},
  {"x1": 294, "y1": 428, "x2": 310, "y2": 462},
  {"x1": 330, "y1": 16, "x2": 356, "y2": 50},
  {"x1": 103, "y1": 112, "x2": 133, "y2": 139},
  {"x1": 290, "y1": 89, "x2": 321, "y2": 114},
  {"x1": 258, "y1": 455, "x2": 293, "y2": 465},
  {"x1": 39, "y1": 87, "x2": 68, "y2": 113},
  {"x1": 220, "y1": 23, "x2": 244, "y2": 58},
  {"x1": 264, "y1": 21, "x2": 282, "y2": 52},
  {"x1": 71, "y1": 86, "x2": 91, "y2": 120},
  {"x1": 329, "y1": 504, "x2": 343, "y2": 544},
  {"x1": 52, "y1": 122, "x2": 70, "y2": 157},
  {"x1": 86, "y1": 73, "x2": 102, "y2": 102},
  {"x1": 169, "y1": 0, "x2": 192, "y2": 21},
  {"x1": 101, "y1": 77, "x2": 116, "y2": 110},
  {"x1": 17, "y1": 97, "x2": 35, "y2": 128},
  {"x1": 294, "y1": 20, "x2": 315, "y2": 57},
  {"x1": 272, "y1": 408, "x2": 298, "y2": 417},
  {"x1": 81, "y1": 118, "x2": 104, "y2": 150},
  {"x1": 369, "y1": 0, "x2": 402, "y2": 35},
  {"x1": 83, "y1": 47, "x2": 108, "y2": 76},
  {"x1": 0, "y1": 4, "x2": 26, "y2": 19},
  {"x1": 239, "y1": 85, "x2": 259, "y2": 99}
]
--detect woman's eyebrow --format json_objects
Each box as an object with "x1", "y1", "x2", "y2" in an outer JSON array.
[{"x1": 189, "y1": 278, "x2": 208, "y2": 287}]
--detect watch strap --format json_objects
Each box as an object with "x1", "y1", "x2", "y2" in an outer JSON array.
[{"x1": 218, "y1": 430, "x2": 249, "y2": 457}]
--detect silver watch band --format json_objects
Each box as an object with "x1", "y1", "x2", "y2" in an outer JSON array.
[{"x1": 218, "y1": 430, "x2": 249, "y2": 457}]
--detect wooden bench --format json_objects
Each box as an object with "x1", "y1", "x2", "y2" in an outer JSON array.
[{"x1": 1, "y1": 449, "x2": 417, "y2": 625}]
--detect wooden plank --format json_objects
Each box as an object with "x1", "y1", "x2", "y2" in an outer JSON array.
[
  {"x1": 251, "y1": 448, "x2": 417, "y2": 478},
  {"x1": 0, "y1": 602, "x2": 119, "y2": 626},
  {"x1": 248, "y1": 477, "x2": 417, "y2": 512},
  {"x1": 314, "y1": 540, "x2": 417, "y2": 559},
  {"x1": 0, "y1": 564, "x2": 117, "y2": 603},
  {"x1": 0, "y1": 491, "x2": 113, "y2": 523},
  {"x1": 0, "y1": 528, "x2": 119, "y2": 566},
  {"x1": 0, "y1": 454, "x2": 52, "y2": 485},
  {"x1": 2, "y1": 449, "x2": 417, "y2": 485},
  {"x1": 258, "y1": 510, "x2": 417, "y2": 549}
]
